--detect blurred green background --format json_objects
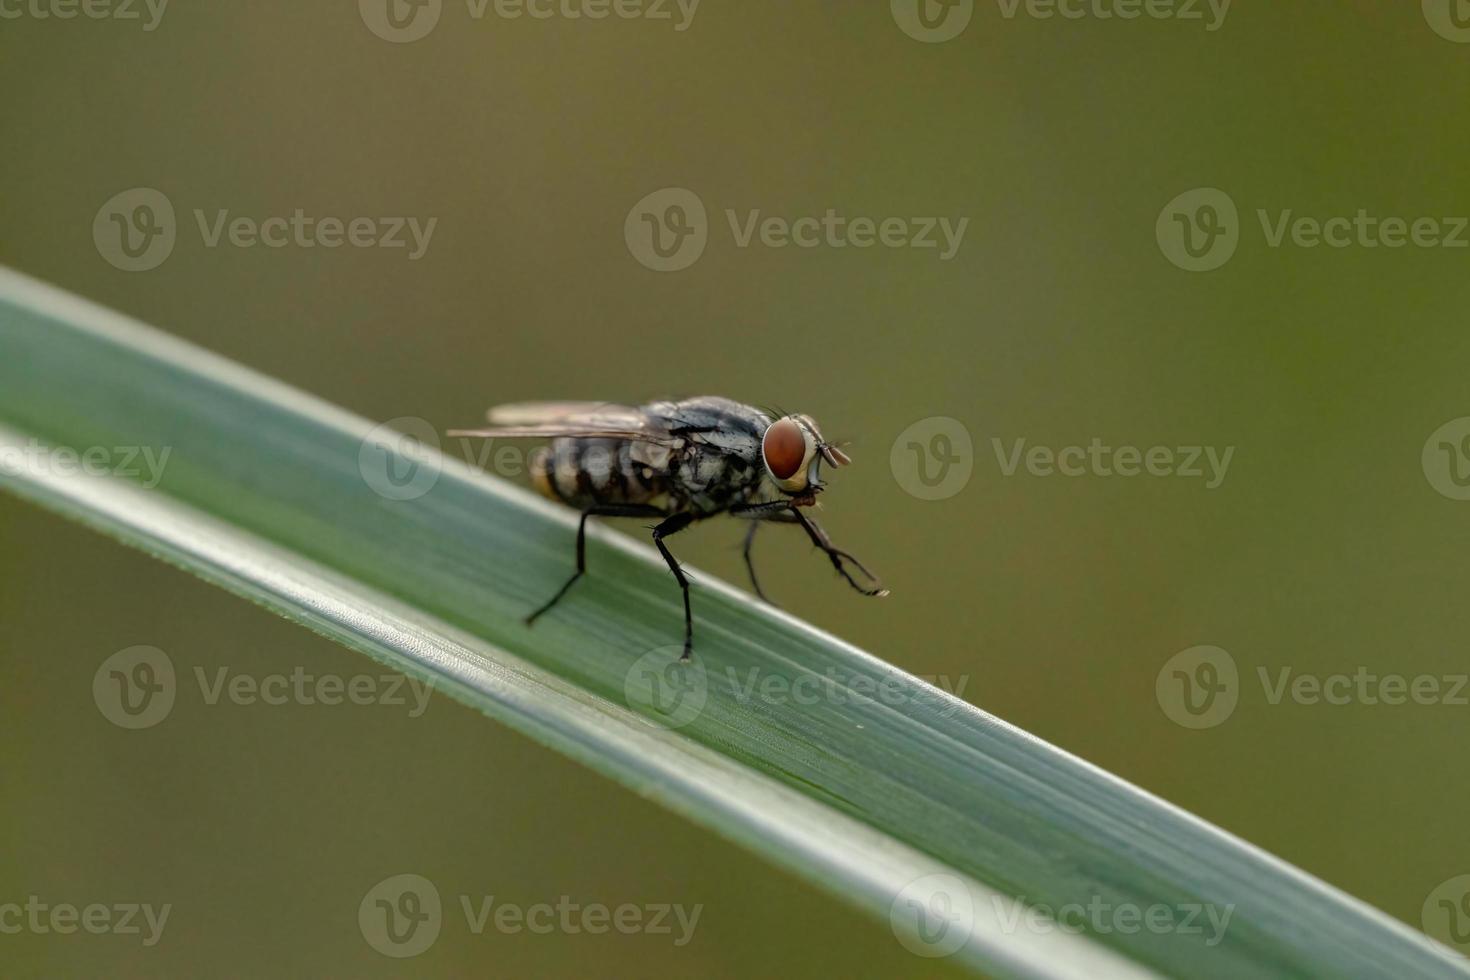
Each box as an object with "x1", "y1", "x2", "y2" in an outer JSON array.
[{"x1": 4, "y1": 1, "x2": 1470, "y2": 976}]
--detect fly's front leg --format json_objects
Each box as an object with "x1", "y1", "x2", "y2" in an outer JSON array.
[
  {"x1": 651, "y1": 512, "x2": 697, "y2": 659},
  {"x1": 527, "y1": 504, "x2": 664, "y2": 626},
  {"x1": 789, "y1": 509, "x2": 889, "y2": 598}
]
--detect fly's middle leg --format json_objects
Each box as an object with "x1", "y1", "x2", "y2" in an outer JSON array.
[
  {"x1": 651, "y1": 512, "x2": 697, "y2": 660},
  {"x1": 741, "y1": 521, "x2": 775, "y2": 606},
  {"x1": 729, "y1": 501, "x2": 800, "y2": 605},
  {"x1": 526, "y1": 504, "x2": 664, "y2": 627}
]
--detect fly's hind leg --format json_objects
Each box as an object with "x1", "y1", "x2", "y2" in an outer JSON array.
[{"x1": 526, "y1": 504, "x2": 665, "y2": 626}]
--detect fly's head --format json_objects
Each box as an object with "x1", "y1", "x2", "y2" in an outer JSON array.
[{"x1": 760, "y1": 414, "x2": 851, "y2": 504}]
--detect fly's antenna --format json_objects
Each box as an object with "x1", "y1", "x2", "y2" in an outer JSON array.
[{"x1": 819, "y1": 443, "x2": 852, "y2": 467}]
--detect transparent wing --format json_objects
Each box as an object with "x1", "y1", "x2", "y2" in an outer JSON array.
[
  {"x1": 447, "y1": 401, "x2": 678, "y2": 444},
  {"x1": 485, "y1": 401, "x2": 644, "y2": 427}
]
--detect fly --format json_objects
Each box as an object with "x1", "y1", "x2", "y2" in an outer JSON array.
[{"x1": 449, "y1": 396, "x2": 888, "y2": 659}]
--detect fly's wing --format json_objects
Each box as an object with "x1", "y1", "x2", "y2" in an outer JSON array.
[
  {"x1": 485, "y1": 402, "x2": 640, "y2": 427},
  {"x1": 447, "y1": 401, "x2": 679, "y2": 445}
]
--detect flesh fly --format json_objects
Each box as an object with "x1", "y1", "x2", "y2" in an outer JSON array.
[{"x1": 450, "y1": 396, "x2": 887, "y2": 658}]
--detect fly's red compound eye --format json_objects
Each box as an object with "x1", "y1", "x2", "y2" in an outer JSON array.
[{"x1": 762, "y1": 418, "x2": 806, "y2": 480}]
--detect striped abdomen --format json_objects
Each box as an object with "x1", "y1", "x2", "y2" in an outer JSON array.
[{"x1": 531, "y1": 438, "x2": 669, "y2": 511}]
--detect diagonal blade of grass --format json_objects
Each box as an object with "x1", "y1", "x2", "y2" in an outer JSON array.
[
  {"x1": 0, "y1": 267, "x2": 1461, "y2": 979},
  {"x1": 0, "y1": 419, "x2": 1137, "y2": 980}
]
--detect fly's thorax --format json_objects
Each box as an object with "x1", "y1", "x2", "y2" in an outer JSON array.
[{"x1": 670, "y1": 441, "x2": 765, "y2": 513}]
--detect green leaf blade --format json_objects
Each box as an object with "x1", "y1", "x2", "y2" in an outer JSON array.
[{"x1": 1, "y1": 268, "x2": 1461, "y2": 979}]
